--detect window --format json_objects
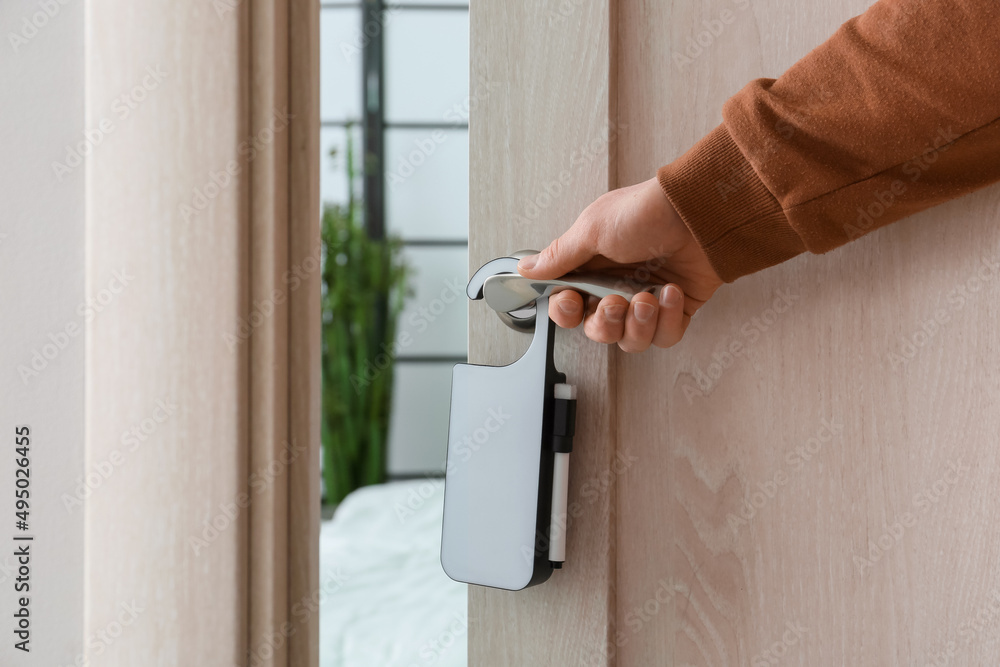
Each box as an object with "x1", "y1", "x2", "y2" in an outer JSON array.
[
  {"x1": 320, "y1": 4, "x2": 470, "y2": 666},
  {"x1": 321, "y1": 0, "x2": 470, "y2": 478}
]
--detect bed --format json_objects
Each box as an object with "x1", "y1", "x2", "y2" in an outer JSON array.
[{"x1": 320, "y1": 479, "x2": 467, "y2": 667}]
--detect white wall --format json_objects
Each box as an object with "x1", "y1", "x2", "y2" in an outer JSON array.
[{"x1": 0, "y1": 1, "x2": 85, "y2": 664}]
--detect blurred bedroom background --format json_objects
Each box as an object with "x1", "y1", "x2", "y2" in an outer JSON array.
[{"x1": 319, "y1": 0, "x2": 469, "y2": 665}]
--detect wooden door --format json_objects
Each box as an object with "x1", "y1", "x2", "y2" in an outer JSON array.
[
  {"x1": 85, "y1": 1, "x2": 318, "y2": 665},
  {"x1": 471, "y1": 1, "x2": 1000, "y2": 665}
]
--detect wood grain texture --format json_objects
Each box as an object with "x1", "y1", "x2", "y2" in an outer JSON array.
[
  {"x1": 247, "y1": 1, "x2": 291, "y2": 665},
  {"x1": 468, "y1": 0, "x2": 619, "y2": 665},
  {"x1": 86, "y1": 1, "x2": 319, "y2": 664},
  {"x1": 286, "y1": 0, "x2": 322, "y2": 663},
  {"x1": 615, "y1": 1, "x2": 1000, "y2": 665},
  {"x1": 86, "y1": 1, "x2": 248, "y2": 664}
]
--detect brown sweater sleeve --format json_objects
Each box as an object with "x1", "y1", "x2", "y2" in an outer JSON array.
[{"x1": 657, "y1": 0, "x2": 1000, "y2": 282}]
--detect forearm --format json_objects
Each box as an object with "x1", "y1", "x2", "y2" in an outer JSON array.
[{"x1": 659, "y1": 0, "x2": 1000, "y2": 282}]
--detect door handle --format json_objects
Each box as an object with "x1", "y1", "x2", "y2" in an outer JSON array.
[
  {"x1": 440, "y1": 252, "x2": 659, "y2": 590},
  {"x1": 467, "y1": 250, "x2": 663, "y2": 332}
]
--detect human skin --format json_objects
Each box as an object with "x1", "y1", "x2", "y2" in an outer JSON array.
[{"x1": 516, "y1": 176, "x2": 723, "y2": 353}]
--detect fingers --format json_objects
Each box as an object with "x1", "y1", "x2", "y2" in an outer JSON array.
[
  {"x1": 583, "y1": 295, "x2": 628, "y2": 344},
  {"x1": 545, "y1": 284, "x2": 693, "y2": 352},
  {"x1": 517, "y1": 220, "x2": 598, "y2": 280},
  {"x1": 651, "y1": 284, "x2": 689, "y2": 349},
  {"x1": 618, "y1": 291, "x2": 659, "y2": 353},
  {"x1": 548, "y1": 290, "x2": 585, "y2": 328}
]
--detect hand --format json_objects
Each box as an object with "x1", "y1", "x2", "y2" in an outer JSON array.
[{"x1": 517, "y1": 177, "x2": 723, "y2": 352}]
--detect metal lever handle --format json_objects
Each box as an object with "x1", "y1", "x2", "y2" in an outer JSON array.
[
  {"x1": 482, "y1": 273, "x2": 662, "y2": 314},
  {"x1": 468, "y1": 251, "x2": 663, "y2": 333}
]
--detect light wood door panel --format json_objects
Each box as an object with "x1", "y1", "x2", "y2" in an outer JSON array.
[
  {"x1": 87, "y1": 2, "x2": 247, "y2": 663},
  {"x1": 470, "y1": 0, "x2": 1000, "y2": 665},
  {"x1": 85, "y1": 1, "x2": 318, "y2": 664},
  {"x1": 615, "y1": 1, "x2": 1000, "y2": 665},
  {"x1": 468, "y1": 0, "x2": 619, "y2": 664}
]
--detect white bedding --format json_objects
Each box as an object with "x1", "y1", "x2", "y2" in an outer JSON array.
[{"x1": 320, "y1": 479, "x2": 467, "y2": 667}]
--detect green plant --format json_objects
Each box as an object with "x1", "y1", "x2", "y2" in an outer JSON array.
[{"x1": 321, "y1": 132, "x2": 410, "y2": 505}]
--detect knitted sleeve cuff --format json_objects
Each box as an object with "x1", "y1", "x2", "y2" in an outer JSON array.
[{"x1": 656, "y1": 125, "x2": 806, "y2": 282}]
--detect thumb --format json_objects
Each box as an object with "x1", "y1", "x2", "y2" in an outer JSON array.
[{"x1": 517, "y1": 223, "x2": 597, "y2": 279}]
